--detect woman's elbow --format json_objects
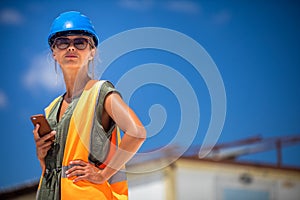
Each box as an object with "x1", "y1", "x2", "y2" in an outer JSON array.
[
  {"x1": 137, "y1": 125, "x2": 147, "y2": 142},
  {"x1": 130, "y1": 125, "x2": 146, "y2": 142}
]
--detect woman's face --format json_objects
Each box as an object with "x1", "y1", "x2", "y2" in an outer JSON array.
[{"x1": 52, "y1": 35, "x2": 95, "y2": 70}]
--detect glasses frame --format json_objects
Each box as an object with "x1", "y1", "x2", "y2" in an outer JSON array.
[{"x1": 52, "y1": 37, "x2": 94, "y2": 50}]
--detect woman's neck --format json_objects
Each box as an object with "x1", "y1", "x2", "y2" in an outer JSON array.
[{"x1": 61, "y1": 65, "x2": 91, "y2": 100}]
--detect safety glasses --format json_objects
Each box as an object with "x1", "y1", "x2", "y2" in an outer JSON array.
[{"x1": 53, "y1": 37, "x2": 92, "y2": 50}]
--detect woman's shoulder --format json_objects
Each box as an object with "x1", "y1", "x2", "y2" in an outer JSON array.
[
  {"x1": 96, "y1": 80, "x2": 121, "y2": 107},
  {"x1": 86, "y1": 79, "x2": 115, "y2": 90}
]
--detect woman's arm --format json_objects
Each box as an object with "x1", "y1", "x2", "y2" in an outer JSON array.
[{"x1": 99, "y1": 92, "x2": 146, "y2": 180}]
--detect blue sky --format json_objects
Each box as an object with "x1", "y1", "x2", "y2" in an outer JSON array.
[{"x1": 0, "y1": 0, "x2": 299, "y2": 188}]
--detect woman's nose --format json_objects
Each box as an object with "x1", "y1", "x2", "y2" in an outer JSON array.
[{"x1": 67, "y1": 44, "x2": 76, "y2": 51}]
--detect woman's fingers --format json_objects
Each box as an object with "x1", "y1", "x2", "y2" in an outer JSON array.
[
  {"x1": 32, "y1": 124, "x2": 40, "y2": 140},
  {"x1": 66, "y1": 164, "x2": 85, "y2": 178},
  {"x1": 65, "y1": 160, "x2": 105, "y2": 184},
  {"x1": 33, "y1": 124, "x2": 56, "y2": 142},
  {"x1": 33, "y1": 129, "x2": 56, "y2": 160}
]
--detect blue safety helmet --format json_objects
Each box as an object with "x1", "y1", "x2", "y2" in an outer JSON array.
[{"x1": 48, "y1": 11, "x2": 99, "y2": 47}]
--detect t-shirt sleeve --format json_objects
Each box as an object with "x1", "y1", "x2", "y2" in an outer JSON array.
[{"x1": 95, "y1": 81, "x2": 121, "y2": 124}]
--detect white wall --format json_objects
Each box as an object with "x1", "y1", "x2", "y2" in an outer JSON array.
[
  {"x1": 127, "y1": 168, "x2": 167, "y2": 200},
  {"x1": 176, "y1": 167, "x2": 216, "y2": 200},
  {"x1": 129, "y1": 180, "x2": 166, "y2": 200}
]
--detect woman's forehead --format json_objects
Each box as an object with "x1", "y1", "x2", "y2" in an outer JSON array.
[{"x1": 58, "y1": 35, "x2": 91, "y2": 39}]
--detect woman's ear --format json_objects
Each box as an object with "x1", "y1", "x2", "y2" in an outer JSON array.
[
  {"x1": 89, "y1": 49, "x2": 96, "y2": 60},
  {"x1": 52, "y1": 52, "x2": 56, "y2": 60}
]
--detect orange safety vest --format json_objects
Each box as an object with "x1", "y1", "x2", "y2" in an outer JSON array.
[{"x1": 40, "y1": 80, "x2": 128, "y2": 200}]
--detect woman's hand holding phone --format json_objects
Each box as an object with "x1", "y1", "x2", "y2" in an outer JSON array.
[
  {"x1": 31, "y1": 114, "x2": 56, "y2": 163},
  {"x1": 30, "y1": 114, "x2": 54, "y2": 139}
]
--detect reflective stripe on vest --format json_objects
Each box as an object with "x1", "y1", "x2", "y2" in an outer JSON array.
[{"x1": 43, "y1": 80, "x2": 128, "y2": 200}]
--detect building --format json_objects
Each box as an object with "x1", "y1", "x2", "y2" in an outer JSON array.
[
  {"x1": 127, "y1": 134, "x2": 300, "y2": 200},
  {"x1": 127, "y1": 156, "x2": 300, "y2": 200},
  {"x1": 1, "y1": 135, "x2": 299, "y2": 200}
]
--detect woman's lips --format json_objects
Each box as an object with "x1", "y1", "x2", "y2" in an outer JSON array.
[{"x1": 65, "y1": 54, "x2": 78, "y2": 58}]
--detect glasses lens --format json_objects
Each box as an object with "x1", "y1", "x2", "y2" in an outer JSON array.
[
  {"x1": 55, "y1": 38, "x2": 70, "y2": 50},
  {"x1": 74, "y1": 38, "x2": 88, "y2": 50},
  {"x1": 54, "y1": 38, "x2": 89, "y2": 50}
]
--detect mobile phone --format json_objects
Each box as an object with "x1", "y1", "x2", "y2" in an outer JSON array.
[{"x1": 30, "y1": 114, "x2": 54, "y2": 140}]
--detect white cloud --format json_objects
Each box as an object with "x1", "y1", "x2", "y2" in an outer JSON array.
[
  {"x1": 211, "y1": 10, "x2": 232, "y2": 25},
  {"x1": 118, "y1": 0, "x2": 201, "y2": 14},
  {"x1": 165, "y1": 1, "x2": 201, "y2": 15},
  {"x1": 0, "y1": 90, "x2": 8, "y2": 108},
  {"x1": 0, "y1": 8, "x2": 24, "y2": 25},
  {"x1": 23, "y1": 53, "x2": 64, "y2": 93},
  {"x1": 118, "y1": 0, "x2": 154, "y2": 11}
]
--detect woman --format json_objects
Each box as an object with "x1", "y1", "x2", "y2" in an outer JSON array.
[{"x1": 32, "y1": 11, "x2": 146, "y2": 199}]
